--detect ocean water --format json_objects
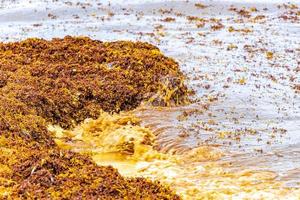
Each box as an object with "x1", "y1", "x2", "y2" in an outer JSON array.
[{"x1": 1, "y1": 0, "x2": 300, "y2": 199}]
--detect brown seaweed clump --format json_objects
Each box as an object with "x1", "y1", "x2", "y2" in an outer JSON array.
[
  {"x1": 0, "y1": 36, "x2": 186, "y2": 199},
  {"x1": 0, "y1": 36, "x2": 188, "y2": 128}
]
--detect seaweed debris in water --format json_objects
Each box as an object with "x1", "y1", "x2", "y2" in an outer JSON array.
[
  {"x1": 50, "y1": 111, "x2": 300, "y2": 200},
  {"x1": 0, "y1": 36, "x2": 187, "y2": 199}
]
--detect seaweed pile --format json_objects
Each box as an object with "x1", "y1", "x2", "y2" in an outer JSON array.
[
  {"x1": 0, "y1": 36, "x2": 187, "y2": 199},
  {"x1": 0, "y1": 36, "x2": 188, "y2": 128}
]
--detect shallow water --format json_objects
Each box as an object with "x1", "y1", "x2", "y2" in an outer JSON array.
[
  {"x1": 49, "y1": 109, "x2": 300, "y2": 199},
  {"x1": 2, "y1": 0, "x2": 300, "y2": 199}
]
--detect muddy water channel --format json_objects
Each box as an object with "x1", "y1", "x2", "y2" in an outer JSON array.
[{"x1": 1, "y1": 0, "x2": 300, "y2": 199}]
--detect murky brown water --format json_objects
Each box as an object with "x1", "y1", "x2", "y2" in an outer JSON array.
[{"x1": 49, "y1": 105, "x2": 300, "y2": 199}]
